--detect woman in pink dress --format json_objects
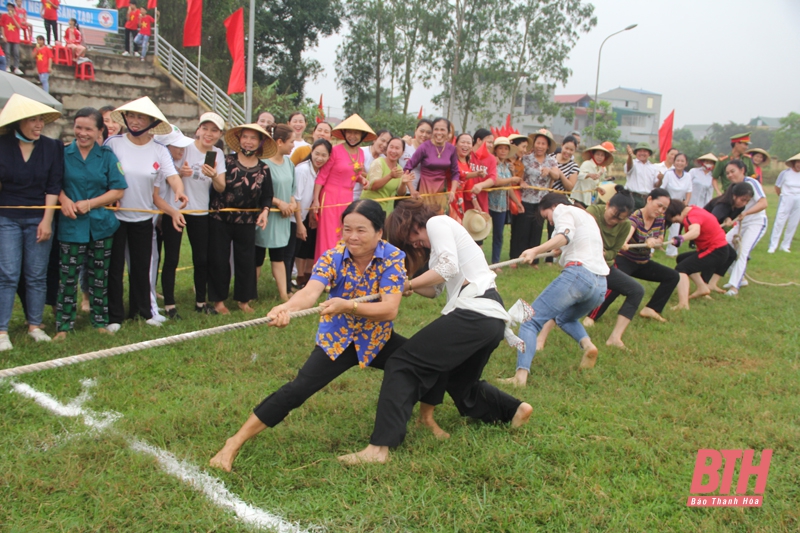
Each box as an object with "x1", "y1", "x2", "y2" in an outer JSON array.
[{"x1": 311, "y1": 114, "x2": 376, "y2": 259}]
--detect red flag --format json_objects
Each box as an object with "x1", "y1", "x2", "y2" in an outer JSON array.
[
  {"x1": 223, "y1": 8, "x2": 245, "y2": 95},
  {"x1": 183, "y1": 0, "x2": 202, "y2": 48},
  {"x1": 316, "y1": 95, "x2": 325, "y2": 123},
  {"x1": 147, "y1": 0, "x2": 157, "y2": 9},
  {"x1": 417, "y1": 106, "x2": 423, "y2": 120},
  {"x1": 116, "y1": 0, "x2": 130, "y2": 8},
  {"x1": 658, "y1": 110, "x2": 675, "y2": 162}
]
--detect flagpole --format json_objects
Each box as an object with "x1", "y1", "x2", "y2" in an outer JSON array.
[
  {"x1": 245, "y1": 0, "x2": 255, "y2": 122},
  {"x1": 198, "y1": 45, "x2": 201, "y2": 69}
]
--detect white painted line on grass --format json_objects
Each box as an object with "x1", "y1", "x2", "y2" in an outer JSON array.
[{"x1": 10, "y1": 379, "x2": 312, "y2": 533}]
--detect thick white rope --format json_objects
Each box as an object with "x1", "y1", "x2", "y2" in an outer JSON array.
[{"x1": 0, "y1": 243, "x2": 657, "y2": 379}]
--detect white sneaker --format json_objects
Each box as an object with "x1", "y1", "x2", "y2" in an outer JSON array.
[
  {"x1": 107, "y1": 323, "x2": 121, "y2": 333},
  {"x1": 722, "y1": 283, "x2": 733, "y2": 289},
  {"x1": 13, "y1": 68, "x2": 23, "y2": 75},
  {"x1": 725, "y1": 289, "x2": 738, "y2": 297},
  {"x1": 134, "y1": 51, "x2": 139, "y2": 57},
  {"x1": 28, "y1": 328, "x2": 52, "y2": 342},
  {"x1": 145, "y1": 318, "x2": 162, "y2": 327},
  {"x1": 150, "y1": 313, "x2": 168, "y2": 323},
  {"x1": 780, "y1": 248, "x2": 791, "y2": 253},
  {"x1": 122, "y1": 51, "x2": 130, "y2": 56},
  {"x1": 0, "y1": 333, "x2": 12, "y2": 351},
  {"x1": 767, "y1": 248, "x2": 776, "y2": 254},
  {"x1": 739, "y1": 279, "x2": 748, "y2": 287}
]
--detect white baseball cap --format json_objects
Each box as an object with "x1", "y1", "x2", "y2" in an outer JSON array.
[
  {"x1": 198, "y1": 112, "x2": 225, "y2": 131},
  {"x1": 154, "y1": 124, "x2": 195, "y2": 148}
]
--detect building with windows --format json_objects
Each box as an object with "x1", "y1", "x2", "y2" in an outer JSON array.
[{"x1": 597, "y1": 87, "x2": 662, "y2": 147}]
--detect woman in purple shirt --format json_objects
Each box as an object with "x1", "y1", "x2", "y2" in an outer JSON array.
[{"x1": 404, "y1": 117, "x2": 460, "y2": 214}]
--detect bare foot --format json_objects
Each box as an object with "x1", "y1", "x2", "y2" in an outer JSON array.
[
  {"x1": 582, "y1": 317, "x2": 595, "y2": 328},
  {"x1": 709, "y1": 285, "x2": 726, "y2": 294},
  {"x1": 238, "y1": 302, "x2": 255, "y2": 313},
  {"x1": 579, "y1": 341, "x2": 598, "y2": 369},
  {"x1": 536, "y1": 339, "x2": 546, "y2": 351},
  {"x1": 80, "y1": 300, "x2": 90, "y2": 313},
  {"x1": 498, "y1": 375, "x2": 527, "y2": 387},
  {"x1": 494, "y1": 267, "x2": 503, "y2": 274},
  {"x1": 511, "y1": 402, "x2": 533, "y2": 428},
  {"x1": 417, "y1": 416, "x2": 450, "y2": 439},
  {"x1": 214, "y1": 302, "x2": 231, "y2": 315},
  {"x1": 53, "y1": 331, "x2": 67, "y2": 341},
  {"x1": 337, "y1": 444, "x2": 389, "y2": 465},
  {"x1": 689, "y1": 289, "x2": 711, "y2": 300},
  {"x1": 671, "y1": 303, "x2": 690, "y2": 312},
  {"x1": 532, "y1": 264, "x2": 540, "y2": 271},
  {"x1": 606, "y1": 337, "x2": 626, "y2": 349},
  {"x1": 510, "y1": 263, "x2": 518, "y2": 270},
  {"x1": 209, "y1": 439, "x2": 241, "y2": 472},
  {"x1": 97, "y1": 328, "x2": 112, "y2": 335},
  {"x1": 639, "y1": 307, "x2": 667, "y2": 323}
]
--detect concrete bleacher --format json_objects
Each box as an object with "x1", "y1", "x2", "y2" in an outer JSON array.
[{"x1": 16, "y1": 44, "x2": 207, "y2": 142}]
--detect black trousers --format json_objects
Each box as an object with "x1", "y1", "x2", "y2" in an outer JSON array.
[
  {"x1": 125, "y1": 28, "x2": 138, "y2": 53},
  {"x1": 370, "y1": 293, "x2": 523, "y2": 448},
  {"x1": 612, "y1": 255, "x2": 679, "y2": 314},
  {"x1": 253, "y1": 332, "x2": 446, "y2": 427},
  {"x1": 162, "y1": 215, "x2": 210, "y2": 305},
  {"x1": 510, "y1": 201, "x2": 543, "y2": 263},
  {"x1": 44, "y1": 19, "x2": 58, "y2": 45},
  {"x1": 676, "y1": 245, "x2": 736, "y2": 282},
  {"x1": 588, "y1": 261, "x2": 645, "y2": 321},
  {"x1": 109, "y1": 219, "x2": 154, "y2": 323},
  {"x1": 207, "y1": 218, "x2": 256, "y2": 303}
]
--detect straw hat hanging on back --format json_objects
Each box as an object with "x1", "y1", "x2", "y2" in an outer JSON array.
[
  {"x1": 224, "y1": 123, "x2": 277, "y2": 159},
  {"x1": 332, "y1": 114, "x2": 377, "y2": 143},
  {"x1": 462, "y1": 209, "x2": 492, "y2": 242},
  {"x1": 0, "y1": 93, "x2": 62, "y2": 135},
  {"x1": 110, "y1": 96, "x2": 174, "y2": 135}
]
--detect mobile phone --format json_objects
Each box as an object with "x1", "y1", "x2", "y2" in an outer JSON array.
[{"x1": 204, "y1": 150, "x2": 216, "y2": 168}]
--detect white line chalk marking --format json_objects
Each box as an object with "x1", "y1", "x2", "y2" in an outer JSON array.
[{"x1": 10, "y1": 379, "x2": 311, "y2": 533}]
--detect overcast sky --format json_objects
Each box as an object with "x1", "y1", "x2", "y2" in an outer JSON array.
[{"x1": 304, "y1": 0, "x2": 800, "y2": 128}]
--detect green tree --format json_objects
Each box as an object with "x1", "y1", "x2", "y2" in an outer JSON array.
[
  {"x1": 771, "y1": 112, "x2": 800, "y2": 160},
  {"x1": 583, "y1": 101, "x2": 620, "y2": 144},
  {"x1": 672, "y1": 127, "x2": 715, "y2": 168},
  {"x1": 707, "y1": 122, "x2": 774, "y2": 155}
]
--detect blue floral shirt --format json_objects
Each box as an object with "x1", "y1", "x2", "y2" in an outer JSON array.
[{"x1": 310, "y1": 240, "x2": 407, "y2": 367}]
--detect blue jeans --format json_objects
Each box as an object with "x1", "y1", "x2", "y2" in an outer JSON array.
[
  {"x1": 39, "y1": 73, "x2": 50, "y2": 93},
  {"x1": 516, "y1": 265, "x2": 607, "y2": 371},
  {"x1": 134, "y1": 33, "x2": 150, "y2": 58},
  {"x1": 489, "y1": 209, "x2": 507, "y2": 264},
  {"x1": 0, "y1": 216, "x2": 54, "y2": 330}
]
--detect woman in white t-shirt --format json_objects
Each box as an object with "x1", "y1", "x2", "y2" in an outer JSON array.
[
  {"x1": 768, "y1": 154, "x2": 800, "y2": 253},
  {"x1": 501, "y1": 193, "x2": 609, "y2": 386},
  {"x1": 104, "y1": 97, "x2": 187, "y2": 332},
  {"x1": 661, "y1": 152, "x2": 693, "y2": 257},
  {"x1": 293, "y1": 139, "x2": 332, "y2": 288},
  {"x1": 156, "y1": 113, "x2": 225, "y2": 317}
]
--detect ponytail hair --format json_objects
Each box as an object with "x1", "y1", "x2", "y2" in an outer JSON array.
[
  {"x1": 266, "y1": 124, "x2": 293, "y2": 144},
  {"x1": 608, "y1": 185, "x2": 634, "y2": 214}
]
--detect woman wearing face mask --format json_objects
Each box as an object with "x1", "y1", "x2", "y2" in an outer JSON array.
[
  {"x1": 209, "y1": 124, "x2": 274, "y2": 314},
  {"x1": 688, "y1": 153, "x2": 718, "y2": 208},
  {"x1": 311, "y1": 114, "x2": 375, "y2": 259},
  {"x1": 571, "y1": 144, "x2": 612, "y2": 208},
  {"x1": 661, "y1": 152, "x2": 692, "y2": 257},
  {"x1": 255, "y1": 124, "x2": 299, "y2": 302},
  {"x1": 0, "y1": 95, "x2": 63, "y2": 351},
  {"x1": 294, "y1": 139, "x2": 332, "y2": 289},
  {"x1": 721, "y1": 159, "x2": 768, "y2": 296},
  {"x1": 510, "y1": 129, "x2": 562, "y2": 267},
  {"x1": 104, "y1": 97, "x2": 187, "y2": 332},
  {"x1": 287, "y1": 112, "x2": 309, "y2": 153},
  {"x1": 361, "y1": 136, "x2": 408, "y2": 213},
  {"x1": 356, "y1": 129, "x2": 391, "y2": 201},
  {"x1": 53, "y1": 107, "x2": 127, "y2": 340},
  {"x1": 403, "y1": 117, "x2": 460, "y2": 214}
]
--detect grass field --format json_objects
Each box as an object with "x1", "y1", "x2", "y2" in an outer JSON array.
[{"x1": 1, "y1": 191, "x2": 799, "y2": 532}]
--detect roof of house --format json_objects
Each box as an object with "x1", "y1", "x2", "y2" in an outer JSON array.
[
  {"x1": 747, "y1": 116, "x2": 781, "y2": 128},
  {"x1": 554, "y1": 94, "x2": 592, "y2": 104},
  {"x1": 607, "y1": 87, "x2": 661, "y2": 96}
]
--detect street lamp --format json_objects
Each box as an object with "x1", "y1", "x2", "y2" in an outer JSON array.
[{"x1": 591, "y1": 24, "x2": 638, "y2": 142}]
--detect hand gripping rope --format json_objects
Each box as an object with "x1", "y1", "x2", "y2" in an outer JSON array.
[{"x1": 0, "y1": 244, "x2": 655, "y2": 379}]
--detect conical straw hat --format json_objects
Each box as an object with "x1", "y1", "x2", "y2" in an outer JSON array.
[
  {"x1": 695, "y1": 153, "x2": 719, "y2": 163},
  {"x1": 785, "y1": 153, "x2": 800, "y2": 165},
  {"x1": 0, "y1": 93, "x2": 62, "y2": 135},
  {"x1": 332, "y1": 114, "x2": 377, "y2": 143},
  {"x1": 582, "y1": 144, "x2": 614, "y2": 167},
  {"x1": 462, "y1": 209, "x2": 492, "y2": 242},
  {"x1": 224, "y1": 123, "x2": 277, "y2": 159},
  {"x1": 110, "y1": 96, "x2": 173, "y2": 135},
  {"x1": 746, "y1": 147, "x2": 770, "y2": 163}
]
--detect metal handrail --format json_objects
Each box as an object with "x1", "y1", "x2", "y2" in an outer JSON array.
[{"x1": 153, "y1": 29, "x2": 245, "y2": 127}]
